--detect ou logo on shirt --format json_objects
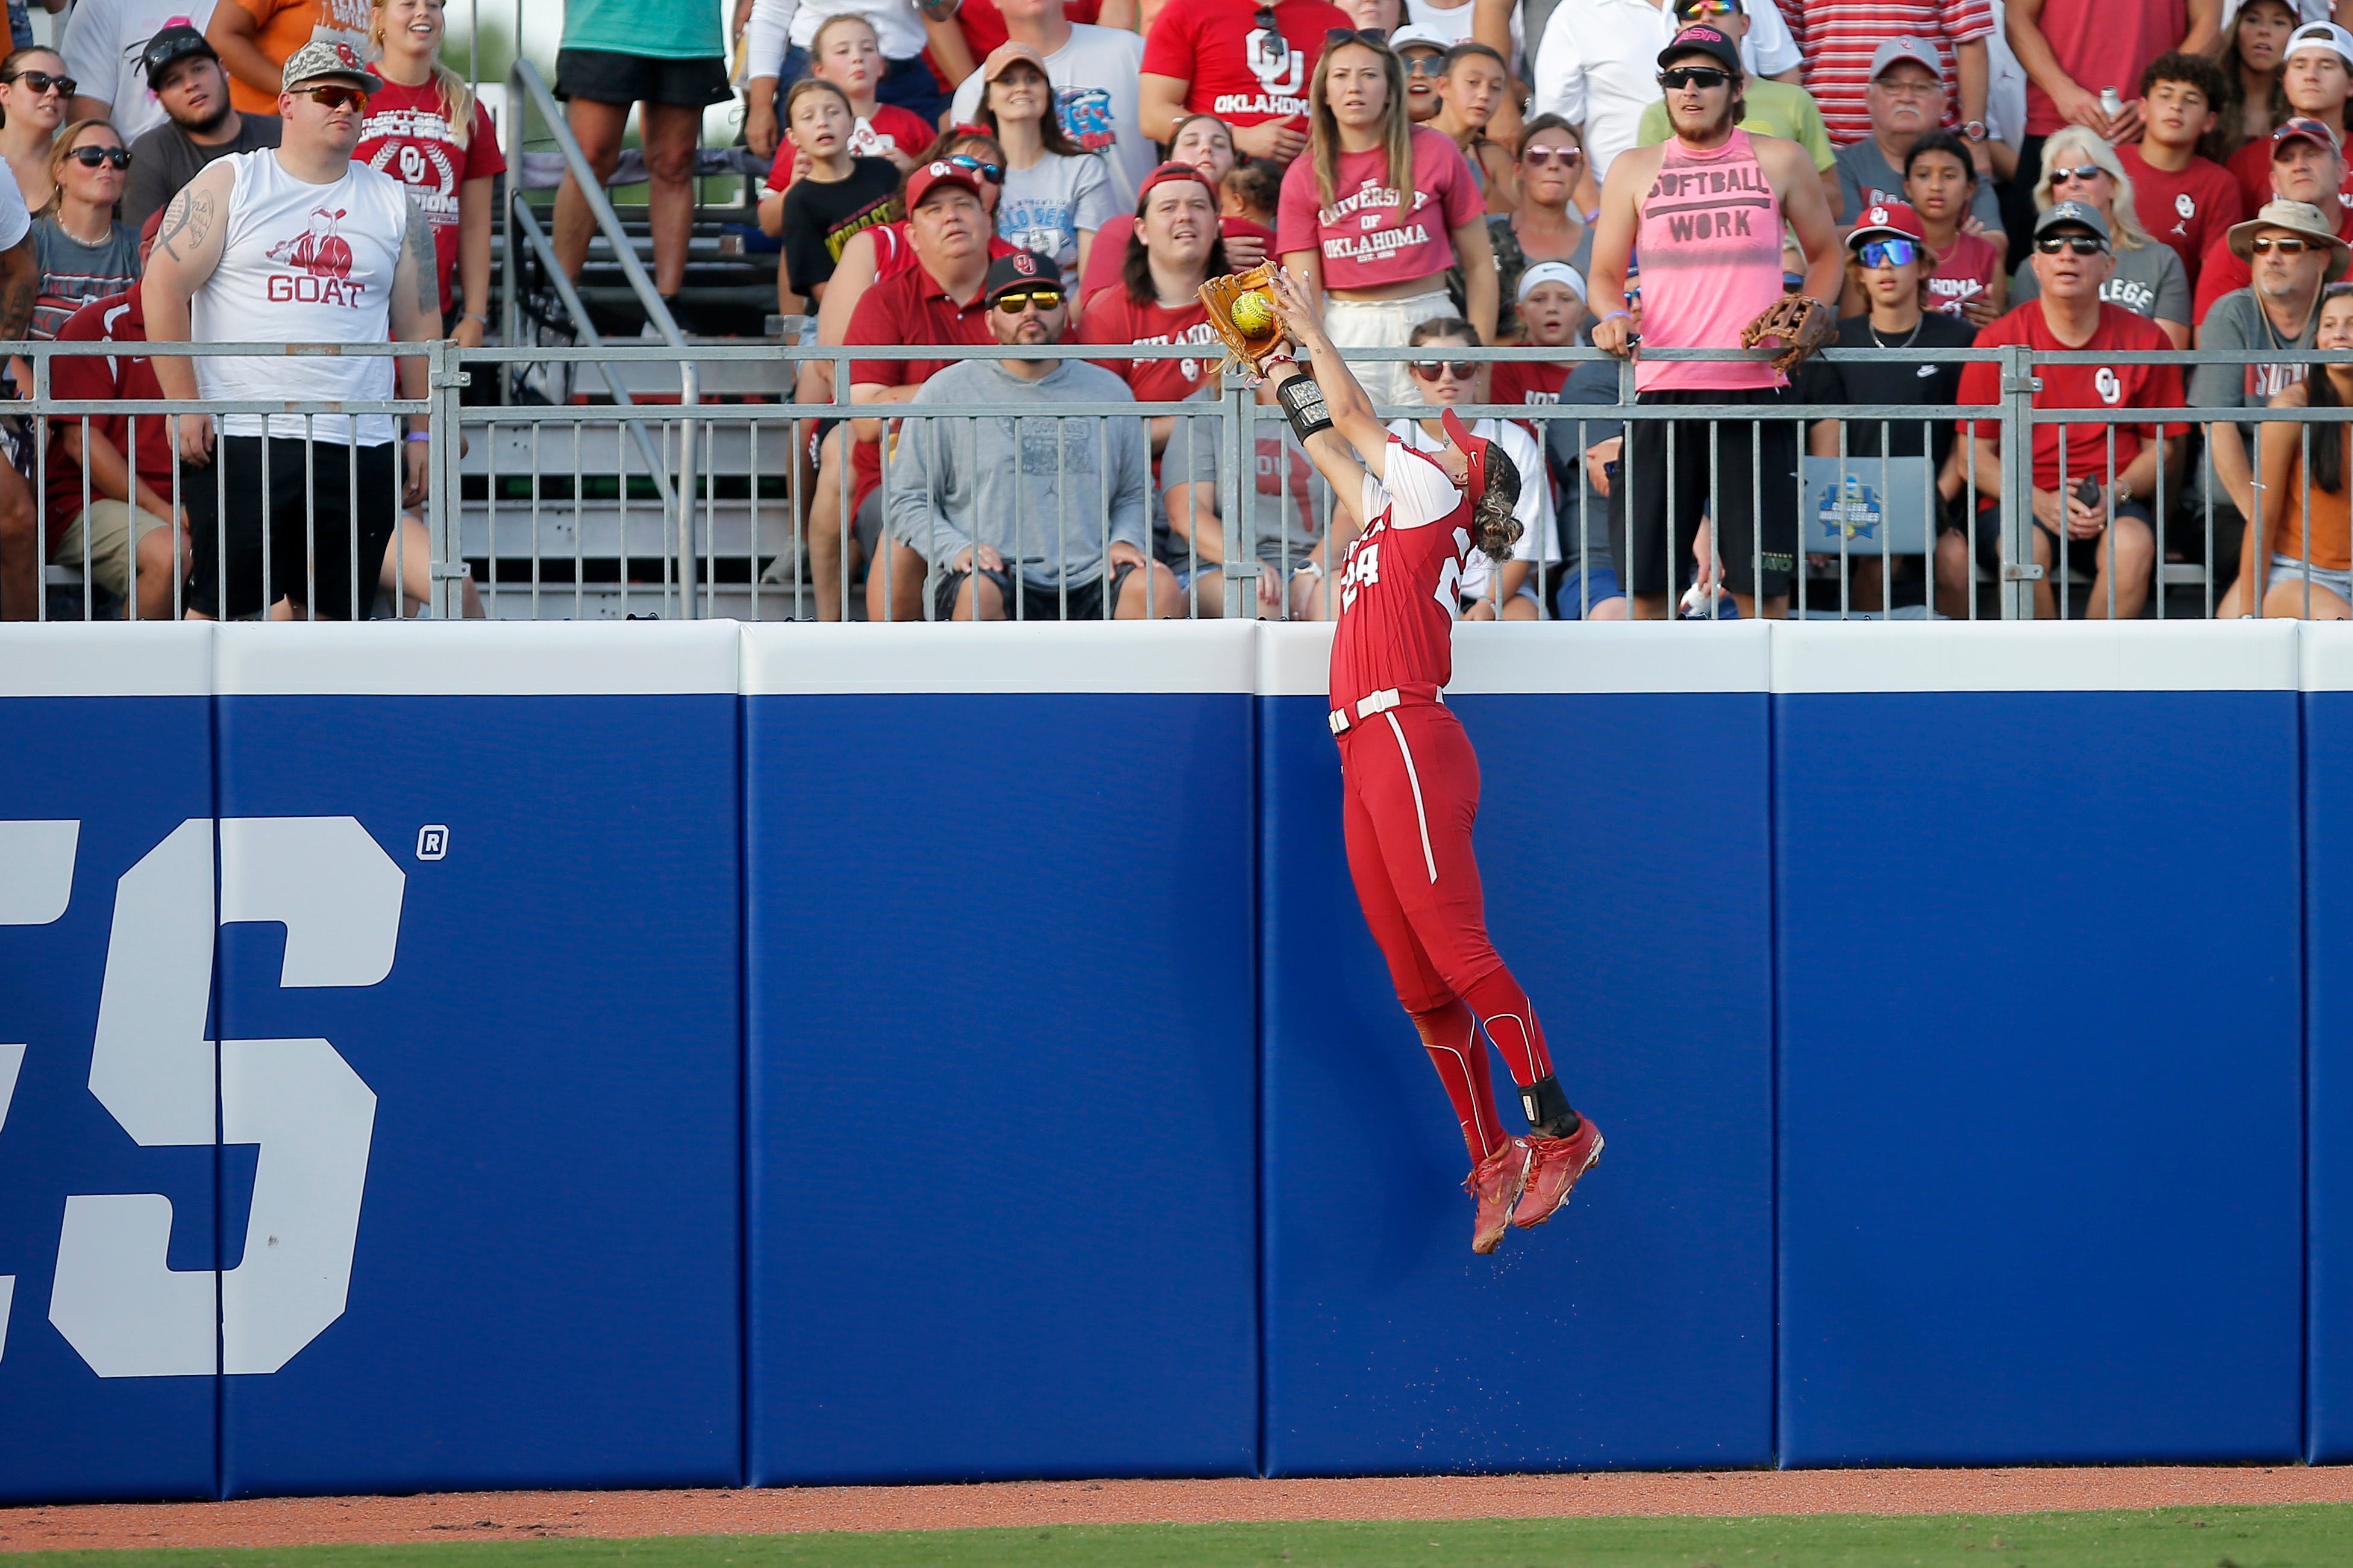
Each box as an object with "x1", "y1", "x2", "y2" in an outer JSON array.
[{"x1": 2095, "y1": 367, "x2": 2123, "y2": 405}]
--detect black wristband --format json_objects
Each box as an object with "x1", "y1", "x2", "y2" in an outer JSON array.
[{"x1": 1276, "y1": 369, "x2": 1333, "y2": 443}]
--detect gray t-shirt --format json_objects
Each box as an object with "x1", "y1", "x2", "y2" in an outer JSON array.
[
  {"x1": 2187, "y1": 286, "x2": 2320, "y2": 510},
  {"x1": 1551, "y1": 354, "x2": 1621, "y2": 574},
  {"x1": 30, "y1": 217, "x2": 140, "y2": 340},
  {"x1": 995, "y1": 152, "x2": 1117, "y2": 274},
  {"x1": 1835, "y1": 139, "x2": 2002, "y2": 236},
  {"x1": 2010, "y1": 237, "x2": 2190, "y2": 326},
  {"x1": 1162, "y1": 406, "x2": 1335, "y2": 570},
  {"x1": 122, "y1": 113, "x2": 282, "y2": 231}
]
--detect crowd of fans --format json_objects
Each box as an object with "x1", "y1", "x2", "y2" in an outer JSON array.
[{"x1": 16, "y1": 0, "x2": 2353, "y2": 622}]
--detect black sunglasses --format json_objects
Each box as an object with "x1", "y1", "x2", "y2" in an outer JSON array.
[
  {"x1": 67, "y1": 144, "x2": 129, "y2": 169},
  {"x1": 2049, "y1": 163, "x2": 2107, "y2": 184},
  {"x1": 4, "y1": 68, "x2": 74, "y2": 96},
  {"x1": 2034, "y1": 234, "x2": 2108, "y2": 254},
  {"x1": 1409, "y1": 359, "x2": 1477, "y2": 380},
  {"x1": 1324, "y1": 27, "x2": 1389, "y2": 46},
  {"x1": 1658, "y1": 66, "x2": 1732, "y2": 90},
  {"x1": 1255, "y1": 6, "x2": 1289, "y2": 65}
]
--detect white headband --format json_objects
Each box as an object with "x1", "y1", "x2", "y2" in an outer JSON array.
[{"x1": 1518, "y1": 261, "x2": 1588, "y2": 304}]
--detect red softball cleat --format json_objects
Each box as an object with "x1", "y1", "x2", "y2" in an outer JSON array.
[
  {"x1": 1464, "y1": 1137, "x2": 1532, "y2": 1254},
  {"x1": 1514, "y1": 1119, "x2": 1603, "y2": 1229}
]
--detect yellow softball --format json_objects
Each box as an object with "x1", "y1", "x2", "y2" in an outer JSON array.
[{"x1": 1231, "y1": 292, "x2": 1275, "y2": 334}]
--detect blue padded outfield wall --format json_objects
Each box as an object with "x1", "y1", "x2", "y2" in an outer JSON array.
[{"x1": 0, "y1": 617, "x2": 2345, "y2": 1499}]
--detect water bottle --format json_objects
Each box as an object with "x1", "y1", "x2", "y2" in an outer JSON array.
[{"x1": 2099, "y1": 86, "x2": 2123, "y2": 119}]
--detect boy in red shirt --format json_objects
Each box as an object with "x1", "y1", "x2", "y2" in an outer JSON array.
[
  {"x1": 1076, "y1": 162, "x2": 1224, "y2": 405},
  {"x1": 1956, "y1": 203, "x2": 2188, "y2": 619},
  {"x1": 2116, "y1": 52, "x2": 2243, "y2": 292}
]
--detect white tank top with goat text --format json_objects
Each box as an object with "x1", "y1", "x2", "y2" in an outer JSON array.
[{"x1": 191, "y1": 149, "x2": 412, "y2": 445}]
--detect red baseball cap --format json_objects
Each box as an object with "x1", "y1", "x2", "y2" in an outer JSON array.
[
  {"x1": 904, "y1": 158, "x2": 986, "y2": 210},
  {"x1": 1136, "y1": 160, "x2": 1216, "y2": 211},
  {"x1": 2275, "y1": 115, "x2": 2342, "y2": 155},
  {"x1": 1846, "y1": 199, "x2": 1932, "y2": 254},
  {"x1": 1440, "y1": 406, "x2": 1489, "y2": 498}
]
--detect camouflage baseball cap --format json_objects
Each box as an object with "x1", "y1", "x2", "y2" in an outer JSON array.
[{"x1": 280, "y1": 38, "x2": 378, "y2": 93}]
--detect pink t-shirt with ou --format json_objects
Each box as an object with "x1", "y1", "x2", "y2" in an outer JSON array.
[{"x1": 1275, "y1": 127, "x2": 1482, "y2": 290}]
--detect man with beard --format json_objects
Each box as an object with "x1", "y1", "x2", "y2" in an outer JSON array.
[
  {"x1": 120, "y1": 22, "x2": 279, "y2": 231},
  {"x1": 1587, "y1": 20, "x2": 1843, "y2": 619}
]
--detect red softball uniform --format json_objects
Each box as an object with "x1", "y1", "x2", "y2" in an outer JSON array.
[{"x1": 1330, "y1": 440, "x2": 1557, "y2": 1160}]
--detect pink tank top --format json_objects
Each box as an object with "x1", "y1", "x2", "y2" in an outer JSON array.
[{"x1": 1634, "y1": 128, "x2": 1785, "y2": 394}]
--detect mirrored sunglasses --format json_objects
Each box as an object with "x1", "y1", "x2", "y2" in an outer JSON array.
[
  {"x1": 2251, "y1": 236, "x2": 2316, "y2": 254},
  {"x1": 2034, "y1": 234, "x2": 2107, "y2": 254},
  {"x1": 292, "y1": 84, "x2": 368, "y2": 111},
  {"x1": 1857, "y1": 237, "x2": 1917, "y2": 268},
  {"x1": 991, "y1": 288, "x2": 1064, "y2": 312},
  {"x1": 2049, "y1": 163, "x2": 2107, "y2": 184},
  {"x1": 948, "y1": 153, "x2": 1005, "y2": 184},
  {"x1": 1521, "y1": 145, "x2": 1581, "y2": 166}
]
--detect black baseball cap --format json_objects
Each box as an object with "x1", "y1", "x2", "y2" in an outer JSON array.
[
  {"x1": 984, "y1": 249, "x2": 1064, "y2": 302},
  {"x1": 1658, "y1": 23, "x2": 1742, "y2": 76},
  {"x1": 142, "y1": 20, "x2": 216, "y2": 88}
]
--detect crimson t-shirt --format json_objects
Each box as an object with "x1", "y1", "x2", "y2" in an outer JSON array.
[
  {"x1": 45, "y1": 289, "x2": 170, "y2": 548},
  {"x1": 1276, "y1": 127, "x2": 1481, "y2": 289},
  {"x1": 2225, "y1": 134, "x2": 2353, "y2": 223},
  {"x1": 356, "y1": 77, "x2": 507, "y2": 318},
  {"x1": 2193, "y1": 201, "x2": 2353, "y2": 323},
  {"x1": 2020, "y1": 0, "x2": 2185, "y2": 137},
  {"x1": 1328, "y1": 439, "x2": 1473, "y2": 714},
  {"x1": 2118, "y1": 144, "x2": 2243, "y2": 290},
  {"x1": 1487, "y1": 358, "x2": 1572, "y2": 440},
  {"x1": 1076, "y1": 289, "x2": 1219, "y2": 403},
  {"x1": 1927, "y1": 228, "x2": 2004, "y2": 318},
  {"x1": 1140, "y1": 0, "x2": 1350, "y2": 126},
  {"x1": 844, "y1": 264, "x2": 995, "y2": 513},
  {"x1": 1955, "y1": 301, "x2": 2187, "y2": 492}
]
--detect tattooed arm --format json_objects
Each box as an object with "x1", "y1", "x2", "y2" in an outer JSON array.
[
  {"x1": 389, "y1": 202, "x2": 440, "y2": 505},
  {"x1": 141, "y1": 163, "x2": 233, "y2": 463}
]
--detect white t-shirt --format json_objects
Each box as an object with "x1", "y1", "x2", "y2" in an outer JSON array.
[
  {"x1": 192, "y1": 150, "x2": 411, "y2": 444},
  {"x1": 996, "y1": 151, "x2": 1118, "y2": 272},
  {"x1": 0, "y1": 158, "x2": 31, "y2": 252},
  {"x1": 948, "y1": 23, "x2": 1150, "y2": 211},
  {"x1": 61, "y1": 0, "x2": 218, "y2": 142},
  {"x1": 1386, "y1": 416, "x2": 1555, "y2": 599},
  {"x1": 1403, "y1": 0, "x2": 1523, "y2": 75},
  {"x1": 744, "y1": 0, "x2": 929, "y2": 68}
]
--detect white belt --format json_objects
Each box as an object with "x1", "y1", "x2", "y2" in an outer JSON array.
[{"x1": 1330, "y1": 687, "x2": 1439, "y2": 735}]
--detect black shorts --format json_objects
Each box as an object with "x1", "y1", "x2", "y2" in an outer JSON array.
[
  {"x1": 553, "y1": 48, "x2": 733, "y2": 108},
  {"x1": 932, "y1": 562, "x2": 1141, "y2": 621},
  {"x1": 187, "y1": 436, "x2": 398, "y2": 620},
  {"x1": 1623, "y1": 387, "x2": 1801, "y2": 599},
  {"x1": 2034, "y1": 498, "x2": 2154, "y2": 584}
]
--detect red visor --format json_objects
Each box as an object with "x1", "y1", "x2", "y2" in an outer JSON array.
[{"x1": 1440, "y1": 406, "x2": 1488, "y2": 497}]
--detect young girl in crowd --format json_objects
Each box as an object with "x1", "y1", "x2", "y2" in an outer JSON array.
[
  {"x1": 27, "y1": 120, "x2": 134, "y2": 343},
  {"x1": 0, "y1": 46, "x2": 70, "y2": 211},
  {"x1": 360, "y1": 0, "x2": 504, "y2": 344},
  {"x1": 2207, "y1": 0, "x2": 2295, "y2": 158},
  {"x1": 1385, "y1": 315, "x2": 1554, "y2": 619},
  {"x1": 806, "y1": 13, "x2": 932, "y2": 176},
  {"x1": 1219, "y1": 158, "x2": 1279, "y2": 249},
  {"x1": 761, "y1": 79, "x2": 900, "y2": 319},
  {"x1": 975, "y1": 40, "x2": 1113, "y2": 273},
  {"x1": 2230, "y1": 284, "x2": 2353, "y2": 618},
  {"x1": 2013, "y1": 128, "x2": 2192, "y2": 347},
  {"x1": 1904, "y1": 128, "x2": 2006, "y2": 326},
  {"x1": 1278, "y1": 31, "x2": 1492, "y2": 409}
]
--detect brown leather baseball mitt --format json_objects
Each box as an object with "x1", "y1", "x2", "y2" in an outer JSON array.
[
  {"x1": 1197, "y1": 262, "x2": 1284, "y2": 375},
  {"x1": 1739, "y1": 295, "x2": 1835, "y2": 375}
]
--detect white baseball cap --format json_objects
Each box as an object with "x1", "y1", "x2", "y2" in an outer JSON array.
[
  {"x1": 2287, "y1": 19, "x2": 2353, "y2": 66},
  {"x1": 1388, "y1": 25, "x2": 1453, "y2": 54}
]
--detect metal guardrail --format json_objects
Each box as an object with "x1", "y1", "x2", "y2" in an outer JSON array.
[{"x1": 25, "y1": 339, "x2": 2353, "y2": 626}]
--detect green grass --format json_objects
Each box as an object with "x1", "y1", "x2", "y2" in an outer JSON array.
[{"x1": 16, "y1": 1507, "x2": 2353, "y2": 1568}]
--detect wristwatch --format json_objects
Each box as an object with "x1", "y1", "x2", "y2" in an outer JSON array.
[
  {"x1": 2114, "y1": 478, "x2": 2134, "y2": 506},
  {"x1": 1961, "y1": 119, "x2": 1990, "y2": 144}
]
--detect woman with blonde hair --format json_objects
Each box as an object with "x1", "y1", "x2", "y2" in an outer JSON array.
[
  {"x1": 0, "y1": 46, "x2": 70, "y2": 211},
  {"x1": 27, "y1": 118, "x2": 134, "y2": 342},
  {"x1": 2011, "y1": 127, "x2": 2191, "y2": 346},
  {"x1": 357, "y1": 0, "x2": 506, "y2": 344},
  {"x1": 1276, "y1": 30, "x2": 1494, "y2": 410}
]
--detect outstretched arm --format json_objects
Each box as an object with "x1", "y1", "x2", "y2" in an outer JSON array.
[{"x1": 1264, "y1": 265, "x2": 1391, "y2": 487}]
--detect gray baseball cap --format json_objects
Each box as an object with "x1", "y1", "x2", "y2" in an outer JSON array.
[
  {"x1": 1869, "y1": 36, "x2": 1941, "y2": 79},
  {"x1": 2034, "y1": 200, "x2": 2111, "y2": 245}
]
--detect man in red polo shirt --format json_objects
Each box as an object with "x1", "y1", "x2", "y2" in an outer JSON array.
[
  {"x1": 815, "y1": 158, "x2": 998, "y2": 623},
  {"x1": 1957, "y1": 201, "x2": 2188, "y2": 620},
  {"x1": 1136, "y1": 0, "x2": 1350, "y2": 160},
  {"x1": 46, "y1": 210, "x2": 207, "y2": 621},
  {"x1": 2193, "y1": 116, "x2": 2353, "y2": 323}
]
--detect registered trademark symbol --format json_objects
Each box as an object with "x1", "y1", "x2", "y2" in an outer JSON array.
[{"x1": 416, "y1": 825, "x2": 450, "y2": 862}]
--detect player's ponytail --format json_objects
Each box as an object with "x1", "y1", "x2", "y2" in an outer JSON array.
[{"x1": 1473, "y1": 445, "x2": 1522, "y2": 564}]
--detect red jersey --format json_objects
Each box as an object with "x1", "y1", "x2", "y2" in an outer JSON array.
[
  {"x1": 868, "y1": 221, "x2": 1021, "y2": 282},
  {"x1": 2118, "y1": 143, "x2": 2242, "y2": 290},
  {"x1": 1487, "y1": 358, "x2": 1572, "y2": 440},
  {"x1": 844, "y1": 263, "x2": 995, "y2": 513},
  {"x1": 2019, "y1": 0, "x2": 2184, "y2": 137},
  {"x1": 1329, "y1": 440, "x2": 1476, "y2": 714},
  {"x1": 1140, "y1": 0, "x2": 1350, "y2": 127},
  {"x1": 45, "y1": 289, "x2": 169, "y2": 548},
  {"x1": 2193, "y1": 201, "x2": 2353, "y2": 323},
  {"x1": 1076, "y1": 289, "x2": 1218, "y2": 402},
  {"x1": 356, "y1": 77, "x2": 507, "y2": 319},
  {"x1": 1276, "y1": 128, "x2": 1481, "y2": 289},
  {"x1": 1925, "y1": 227, "x2": 2004, "y2": 319},
  {"x1": 1955, "y1": 302, "x2": 2187, "y2": 492}
]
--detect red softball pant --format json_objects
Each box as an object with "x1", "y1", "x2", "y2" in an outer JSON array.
[{"x1": 1338, "y1": 699, "x2": 1555, "y2": 1160}]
